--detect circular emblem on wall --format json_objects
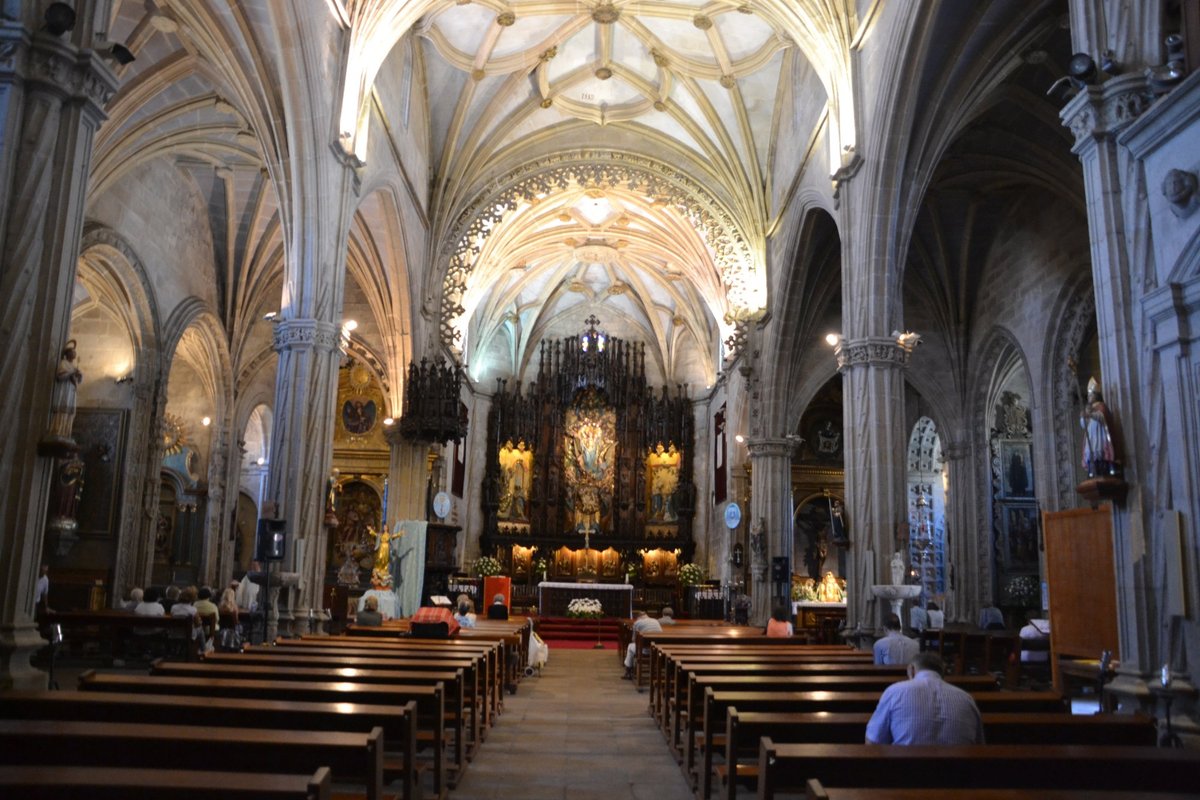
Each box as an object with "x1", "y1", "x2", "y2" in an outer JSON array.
[
  {"x1": 724, "y1": 502, "x2": 742, "y2": 530},
  {"x1": 433, "y1": 491, "x2": 451, "y2": 520}
]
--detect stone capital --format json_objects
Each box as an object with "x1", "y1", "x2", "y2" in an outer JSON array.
[
  {"x1": 834, "y1": 337, "x2": 913, "y2": 372},
  {"x1": 272, "y1": 319, "x2": 344, "y2": 354},
  {"x1": 1, "y1": 29, "x2": 118, "y2": 116},
  {"x1": 745, "y1": 437, "x2": 797, "y2": 460},
  {"x1": 1061, "y1": 74, "x2": 1154, "y2": 154},
  {"x1": 941, "y1": 440, "x2": 970, "y2": 461}
]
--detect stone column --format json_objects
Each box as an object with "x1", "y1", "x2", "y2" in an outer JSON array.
[
  {"x1": 264, "y1": 320, "x2": 344, "y2": 635},
  {"x1": 939, "y1": 439, "x2": 977, "y2": 624},
  {"x1": 746, "y1": 438, "x2": 795, "y2": 626},
  {"x1": 385, "y1": 425, "x2": 431, "y2": 527},
  {"x1": 835, "y1": 338, "x2": 913, "y2": 630},
  {"x1": 0, "y1": 15, "x2": 116, "y2": 689}
]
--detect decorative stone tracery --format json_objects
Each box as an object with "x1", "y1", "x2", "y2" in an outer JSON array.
[{"x1": 436, "y1": 150, "x2": 761, "y2": 351}]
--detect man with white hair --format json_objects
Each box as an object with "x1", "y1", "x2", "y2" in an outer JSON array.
[{"x1": 623, "y1": 610, "x2": 661, "y2": 680}]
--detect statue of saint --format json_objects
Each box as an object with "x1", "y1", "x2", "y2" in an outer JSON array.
[
  {"x1": 41, "y1": 340, "x2": 83, "y2": 455},
  {"x1": 1080, "y1": 378, "x2": 1118, "y2": 477},
  {"x1": 369, "y1": 526, "x2": 393, "y2": 588},
  {"x1": 890, "y1": 552, "x2": 906, "y2": 585}
]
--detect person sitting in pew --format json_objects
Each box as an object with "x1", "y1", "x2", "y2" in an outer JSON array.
[
  {"x1": 925, "y1": 601, "x2": 945, "y2": 630},
  {"x1": 1019, "y1": 614, "x2": 1051, "y2": 662},
  {"x1": 623, "y1": 610, "x2": 662, "y2": 679},
  {"x1": 122, "y1": 587, "x2": 143, "y2": 611},
  {"x1": 356, "y1": 595, "x2": 384, "y2": 626},
  {"x1": 170, "y1": 586, "x2": 207, "y2": 650},
  {"x1": 454, "y1": 596, "x2": 477, "y2": 628},
  {"x1": 765, "y1": 606, "x2": 794, "y2": 637},
  {"x1": 486, "y1": 593, "x2": 509, "y2": 620},
  {"x1": 865, "y1": 652, "x2": 984, "y2": 745},
  {"x1": 132, "y1": 587, "x2": 166, "y2": 635},
  {"x1": 659, "y1": 606, "x2": 677, "y2": 625},
  {"x1": 979, "y1": 604, "x2": 1005, "y2": 630},
  {"x1": 873, "y1": 613, "x2": 920, "y2": 665},
  {"x1": 195, "y1": 586, "x2": 220, "y2": 629}
]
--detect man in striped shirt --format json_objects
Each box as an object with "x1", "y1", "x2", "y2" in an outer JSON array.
[
  {"x1": 872, "y1": 613, "x2": 920, "y2": 665},
  {"x1": 865, "y1": 652, "x2": 984, "y2": 745}
]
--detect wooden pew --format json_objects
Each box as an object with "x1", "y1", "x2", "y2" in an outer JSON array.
[
  {"x1": 202, "y1": 650, "x2": 484, "y2": 755},
  {"x1": 641, "y1": 636, "x2": 858, "y2": 688},
  {"x1": 252, "y1": 644, "x2": 493, "y2": 729},
  {"x1": 755, "y1": 741, "x2": 1200, "y2": 799},
  {"x1": 152, "y1": 659, "x2": 473, "y2": 781},
  {"x1": 804, "y1": 783, "x2": 1199, "y2": 800},
  {"x1": 713, "y1": 711, "x2": 1157, "y2": 800},
  {"x1": 44, "y1": 609, "x2": 198, "y2": 662},
  {"x1": 0, "y1": 690, "x2": 416, "y2": 800},
  {"x1": 684, "y1": 674, "x2": 998, "y2": 782},
  {"x1": 79, "y1": 672, "x2": 446, "y2": 800},
  {"x1": 0, "y1": 765, "x2": 331, "y2": 800},
  {"x1": 698, "y1": 689, "x2": 1067, "y2": 796},
  {"x1": 273, "y1": 637, "x2": 503, "y2": 721},
  {"x1": 0, "y1": 719, "x2": 384, "y2": 800}
]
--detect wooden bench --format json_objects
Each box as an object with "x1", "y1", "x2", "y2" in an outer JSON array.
[
  {"x1": 202, "y1": 650, "x2": 485, "y2": 755},
  {"x1": 44, "y1": 609, "x2": 199, "y2": 662},
  {"x1": 641, "y1": 637, "x2": 858, "y2": 688},
  {"x1": 0, "y1": 719, "x2": 385, "y2": 800},
  {"x1": 698, "y1": 689, "x2": 1067, "y2": 796},
  {"x1": 79, "y1": 672, "x2": 446, "y2": 799},
  {"x1": 0, "y1": 690, "x2": 416, "y2": 800},
  {"x1": 712, "y1": 710, "x2": 1157, "y2": 800},
  {"x1": 804, "y1": 782, "x2": 1200, "y2": 800},
  {"x1": 154, "y1": 658, "x2": 473, "y2": 782},
  {"x1": 756, "y1": 741, "x2": 1200, "y2": 800},
  {"x1": 0, "y1": 765, "x2": 331, "y2": 799}
]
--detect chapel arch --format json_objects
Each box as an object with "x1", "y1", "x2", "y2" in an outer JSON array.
[{"x1": 905, "y1": 415, "x2": 947, "y2": 607}]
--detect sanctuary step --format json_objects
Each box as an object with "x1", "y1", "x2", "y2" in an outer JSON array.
[{"x1": 536, "y1": 617, "x2": 622, "y2": 643}]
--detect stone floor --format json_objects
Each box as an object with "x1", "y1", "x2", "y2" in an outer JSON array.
[{"x1": 451, "y1": 647, "x2": 693, "y2": 800}]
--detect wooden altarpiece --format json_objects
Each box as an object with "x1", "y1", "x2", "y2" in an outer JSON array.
[{"x1": 481, "y1": 323, "x2": 695, "y2": 581}]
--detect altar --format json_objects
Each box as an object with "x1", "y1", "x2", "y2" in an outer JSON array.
[{"x1": 537, "y1": 581, "x2": 633, "y2": 618}]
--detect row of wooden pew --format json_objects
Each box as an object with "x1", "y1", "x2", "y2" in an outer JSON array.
[
  {"x1": 0, "y1": 616, "x2": 531, "y2": 799},
  {"x1": 627, "y1": 622, "x2": 1198, "y2": 800}
]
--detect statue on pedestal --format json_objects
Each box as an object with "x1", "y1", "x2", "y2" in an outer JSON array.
[{"x1": 40, "y1": 340, "x2": 83, "y2": 457}]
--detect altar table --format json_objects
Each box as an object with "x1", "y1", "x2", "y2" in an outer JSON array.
[{"x1": 537, "y1": 581, "x2": 633, "y2": 617}]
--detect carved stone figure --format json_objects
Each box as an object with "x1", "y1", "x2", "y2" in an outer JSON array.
[
  {"x1": 890, "y1": 552, "x2": 905, "y2": 585},
  {"x1": 1080, "y1": 378, "x2": 1118, "y2": 477},
  {"x1": 40, "y1": 340, "x2": 83, "y2": 455}
]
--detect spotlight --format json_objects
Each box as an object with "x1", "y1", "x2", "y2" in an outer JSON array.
[
  {"x1": 824, "y1": 333, "x2": 841, "y2": 347},
  {"x1": 383, "y1": 417, "x2": 395, "y2": 426},
  {"x1": 734, "y1": 434, "x2": 745, "y2": 444},
  {"x1": 263, "y1": 311, "x2": 279, "y2": 321},
  {"x1": 256, "y1": 457, "x2": 266, "y2": 466},
  {"x1": 100, "y1": 42, "x2": 137, "y2": 66},
  {"x1": 43, "y1": 3, "x2": 76, "y2": 36},
  {"x1": 343, "y1": 319, "x2": 358, "y2": 331},
  {"x1": 201, "y1": 416, "x2": 211, "y2": 427}
]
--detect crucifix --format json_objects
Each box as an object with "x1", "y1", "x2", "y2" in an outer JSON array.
[{"x1": 583, "y1": 528, "x2": 591, "y2": 550}]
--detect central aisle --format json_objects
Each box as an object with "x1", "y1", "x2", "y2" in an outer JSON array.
[{"x1": 450, "y1": 647, "x2": 694, "y2": 800}]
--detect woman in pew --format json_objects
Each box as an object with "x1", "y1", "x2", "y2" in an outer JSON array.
[
  {"x1": 865, "y1": 652, "x2": 984, "y2": 745},
  {"x1": 356, "y1": 594, "x2": 384, "y2": 626},
  {"x1": 765, "y1": 606, "x2": 794, "y2": 637},
  {"x1": 454, "y1": 595, "x2": 477, "y2": 628}
]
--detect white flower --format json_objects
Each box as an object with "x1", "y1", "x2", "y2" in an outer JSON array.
[{"x1": 566, "y1": 597, "x2": 603, "y2": 618}]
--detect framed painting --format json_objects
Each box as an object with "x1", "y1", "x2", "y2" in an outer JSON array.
[
  {"x1": 1002, "y1": 503, "x2": 1040, "y2": 568},
  {"x1": 1000, "y1": 440, "x2": 1034, "y2": 499}
]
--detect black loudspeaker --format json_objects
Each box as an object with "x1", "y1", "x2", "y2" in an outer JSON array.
[
  {"x1": 771, "y1": 556, "x2": 789, "y2": 583},
  {"x1": 255, "y1": 519, "x2": 287, "y2": 561}
]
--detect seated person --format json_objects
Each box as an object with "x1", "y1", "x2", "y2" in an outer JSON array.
[
  {"x1": 454, "y1": 595, "x2": 477, "y2": 628},
  {"x1": 873, "y1": 613, "x2": 920, "y2": 665},
  {"x1": 866, "y1": 652, "x2": 984, "y2": 745},
  {"x1": 925, "y1": 601, "x2": 945, "y2": 630},
  {"x1": 122, "y1": 587, "x2": 143, "y2": 611},
  {"x1": 978, "y1": 604, "x2": 1005, "y2": 630},
  {"x1": 623, "y1": 610, "x2": 662, "y2": 679},
  {"x1": 486, "y1": 593, "x2": 510, "y2": 620},
  {"x1": 765, "y1": 605, "x2": 794, "y2": 637},
  {"x1": 659, "y1": 606, "x2": 677, "y2": 625},
  {"x1": 132, "y1": 586, "x2": 166, "y2": 635},
  {"x1": 357, "y1": 594, "x2": 384, "y2": 626},
  {"x1": 909, "y1": 604, "x2": 928, "y2": 633},
  {"x1": 1019, "y1": 614, "x2": 1051, "y2": 662},
  {"x1": 194, "y1": 586, "x2": 220, "y2": 630},
  {"x1": 170, "y1": 586, "x2": 207, "y2": 649},
  {"x1": 163, "y1": 584, "x2": 181, "y2": 614}
]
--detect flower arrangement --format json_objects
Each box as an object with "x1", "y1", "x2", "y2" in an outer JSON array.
[
  {"x1": 679, "y1": 562, "x2": 705, "y2": 586},
  {"x1": 473, "y1": 555, "x2": 503, "y2": 577},
  {"x1": 792, "y1": 579, "x2": 817, "y2": 602},
  {"x1": 534, "y1": 557, "x2": 548, "y2": 575},
  {"x1": 566, "y1": 597, "x2": 603, "y2": 618},
  {"x1": 624, "y1": 561, "x2": 641, "y2": 581}
]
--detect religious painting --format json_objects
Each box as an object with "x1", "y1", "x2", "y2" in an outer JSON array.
[
  {"x1": 554, "y1": 545, "x2": 575, "y2": 577},
  {"x1": 335, "y1": 361, "x2": 386, "y2": 446},
  {"x1": 641, "y1": 548, "x2": 679, "y2": 584},
  {"x1": 497, "y1": 440, "x2": 533, "y2": 522},
  {"x1": 510, "y1": 545, "x2": 534, "y2": 578},
  {"x1": 563, "y1": 390, "x2": 617, "y2": 534},
  {"x1": 331, "y1": 480, "x2": 381, "y2": 568},
  {"x1": 1001, "y1": 503, "x2": 1040, "y2": 568},
  {"x1": 1000, "y1": 440, "x2": 1034, "y2": 499},
  {"x1": 645, "y1": 443, "x2": 681, "y2": 524},
  {"x1": 600, "y1": 547, "x2": 621, "y2": 578},
  {"x1": 577, "y1": 548, "x2": 600, "y2": 578}
]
